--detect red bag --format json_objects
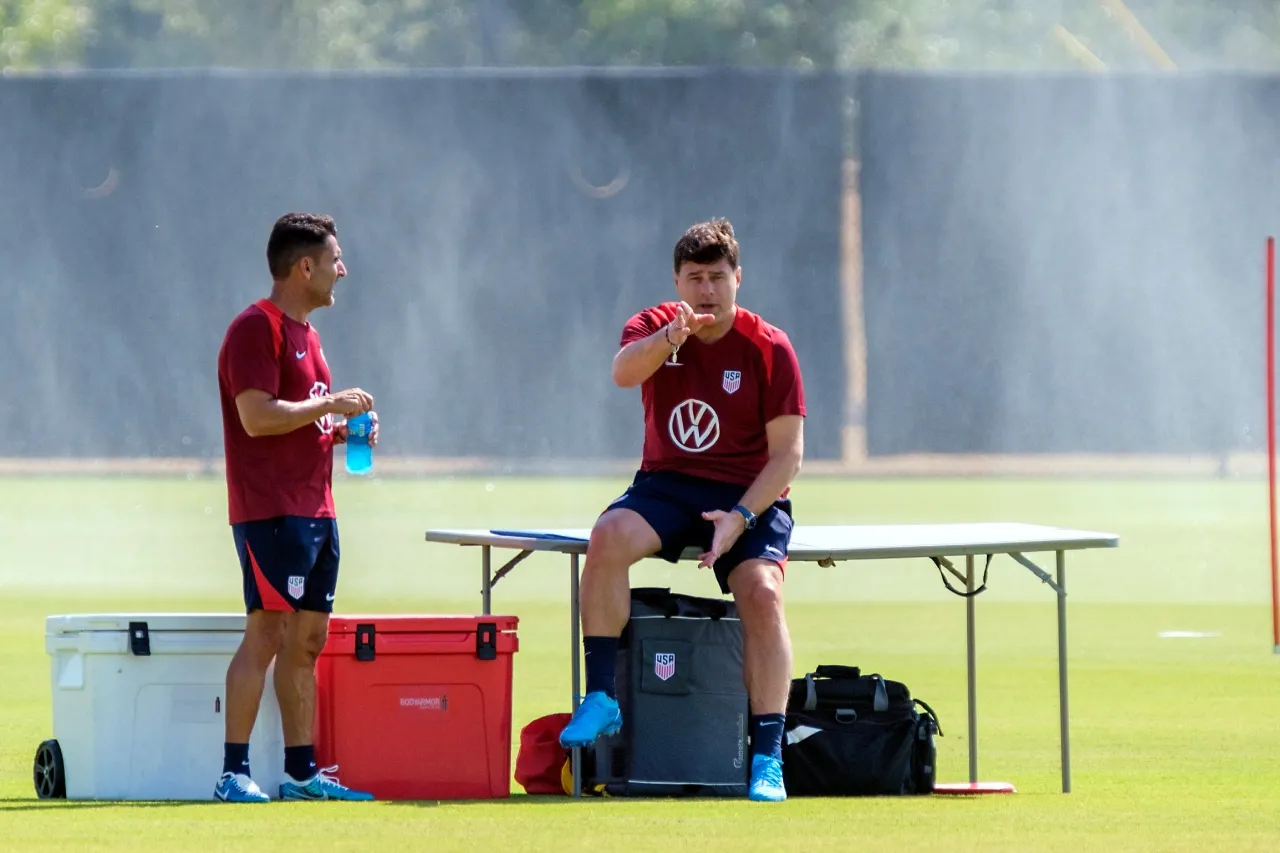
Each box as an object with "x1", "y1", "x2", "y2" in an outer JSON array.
[{"x1": 514, "y1": 713, "x2": 572, "y2": 795}]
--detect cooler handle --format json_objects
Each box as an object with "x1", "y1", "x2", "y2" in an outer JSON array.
[
  {"x1": 477, "y1": 622, "x2": 497, "y2": 661},
  {"x1": 128, "y1": 621, "x2": 151, "y2": 656},
  {"x1": 355, "y1": 624, "x2": 376, "y2": 662}
]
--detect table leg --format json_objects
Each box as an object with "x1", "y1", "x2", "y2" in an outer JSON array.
[
  {"x1": 481, "y1": 546, "x2": 492, "y2": 615},
  {"x1": 1057, "y1": 550, "x2": 1071, "y2": 793},
  {"x1": 570, "y1": 552, "x2": 582, "y2": 798},
  {"x1": 966, "y1": 553, "x2": 978, "y2": 784}
]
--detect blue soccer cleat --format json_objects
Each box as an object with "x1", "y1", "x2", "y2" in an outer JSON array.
[
  {"x1": 559, "y1": 691, "x2": 623, "y2": 748},
  {"x1": 214, "y1": 772, "x2": 270, "y2": 803},
  {"x1": 279, "y1": 765, "x2": 374, "y2": 801},
  {"x1": 748, "y1": 754, "x2": 787, "y2": 802}
]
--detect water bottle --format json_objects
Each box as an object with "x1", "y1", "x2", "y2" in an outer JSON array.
[{"x1": 345, "y1": 412, "x2": 374, "y2": 475}]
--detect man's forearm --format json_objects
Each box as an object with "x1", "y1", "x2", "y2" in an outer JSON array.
[
  {"x1": 737, "y1": 451, "x2": 803, "y2": 517},
  {"x1": 242, "y1": 397, "x2": 333, "y2": 437},
  {"x1": 612, "y1": 326, "x2": 674, "y2": 388}
]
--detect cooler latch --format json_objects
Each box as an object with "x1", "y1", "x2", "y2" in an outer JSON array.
[
  {"x1": 128, "y1": 621, "x2": 151, "y2": 656},
  {"x1": 476, "y1": 622, "x2": 497, "y2": 661},
  {"x1": 355, "y1": 623, "x2": 376, "y2": 662}
]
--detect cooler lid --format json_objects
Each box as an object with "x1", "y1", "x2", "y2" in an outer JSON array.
[
  {"x1": 46, "y1": 613, "x2": 247, "y2": 635},
  {"x1": 326, "y1": 614, "x2": 518, "y2": 634}
]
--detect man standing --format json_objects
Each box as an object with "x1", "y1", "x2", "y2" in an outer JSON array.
[
  {"x1": 214, "y1": 212, "x2": 377, "y2": 803},
  {"x1": 559, "y1": 218, "x2": 805, "y2": 803}
]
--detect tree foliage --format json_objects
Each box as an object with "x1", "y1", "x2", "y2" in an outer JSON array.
[
  {"x1": 6, "y1": 1, "x2": 1280, "y2": 72},
  {"x1": 1, "y1": 0, "x2": 91, "y2": 70}
]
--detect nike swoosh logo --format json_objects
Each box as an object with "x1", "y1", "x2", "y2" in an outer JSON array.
[
  {"x1": 296, "y1": 350, "x2": 307, "y2": 359},
  {"x1": 325, "y1": 593, "x2": 335, "y2": 601},
  {"x1": 288, "y1": 786, "x2": 325, "y2": 800}
]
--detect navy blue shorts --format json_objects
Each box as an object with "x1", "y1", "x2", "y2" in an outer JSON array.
[
  {"x1": 606, "y1": 469, "x2": 794, "y2": 594},
  {"x1": 232, "y1": 516, "x2": 340, "y2": 614}
]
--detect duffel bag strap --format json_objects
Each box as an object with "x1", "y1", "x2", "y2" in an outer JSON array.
[
  {"x1": 865, "y1": 674, "x2": 890, "y2": 712},
  {"x1": 914, "y1": 698, "x2": 944, "y2": 737},
  {"x1": 930, "y1": 554, "x2": 993, "y2": 598},
  {"x1": 803, "y1": 667, "x2": 889, "y2": 712},
  {"x1": 802, "y1": 666, "x2": 867, "y2": 711}
]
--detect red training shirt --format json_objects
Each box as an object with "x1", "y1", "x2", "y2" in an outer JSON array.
[
  {"x1": 620, "y1": 303, "x2": 806, "y2": 488},
  {"x1": 217, "y1": 298, "x2": 336, "y2": 524}
]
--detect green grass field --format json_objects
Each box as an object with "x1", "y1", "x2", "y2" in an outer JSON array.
[{"x1": 1, "y1": 474, "x2": 1278, "y2": 851}]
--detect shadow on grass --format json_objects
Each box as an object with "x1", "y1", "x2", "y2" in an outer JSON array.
[
  {"x1": 0, "y1": 795, "x2": 552, "y2": 810},
  {"x1": 0, "y1": 793, "x2": 783, "y2": 811},
  {"x1": 381, "y1": 795, "x2": 580, "y2": 808},
  {"x1": 380, "y1": 794, "x2": 755, "y2": 808},
  {"x1": 0, "y1": 797, "x2": 220, "y2": 812}
]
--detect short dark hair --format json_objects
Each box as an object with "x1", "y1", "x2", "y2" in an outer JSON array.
[
  {"x1": 266, "y1": 213, "x2": 337, "y2": 279},
  {"x1": 673, "y1": 218, "x2": 740, "y2": 272}
]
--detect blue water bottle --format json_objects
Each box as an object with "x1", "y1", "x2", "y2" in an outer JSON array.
[{"x1": 345, "y1": 412, "x2": 374, "y2": 475}]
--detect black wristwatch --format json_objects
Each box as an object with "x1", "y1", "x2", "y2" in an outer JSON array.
[{"x1": 731, "y1": 504, "x2": 757, "y2": 530}]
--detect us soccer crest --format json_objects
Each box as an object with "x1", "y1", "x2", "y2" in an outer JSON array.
[
  {"x1": 722, "y1": 370, "x2": 741, "y2": 394},
  {"x1": 654, "y1": 652, "x2": 676, "y2": 681},
  {"x1": 287, "y1": 576, "x2": 305, "y2": 599}
]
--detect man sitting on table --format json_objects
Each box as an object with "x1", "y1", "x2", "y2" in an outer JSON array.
[{"x1": 558, "y1": 218, "x2": 806, "y2": 803}]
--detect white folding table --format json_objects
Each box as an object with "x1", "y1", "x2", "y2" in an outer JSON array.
[{"x1": 423, "y1": 522, "x2": 1119, "y2": 797}]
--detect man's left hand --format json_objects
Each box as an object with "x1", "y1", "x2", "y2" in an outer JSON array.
[
  {"x1": 333, "y1": 412, "x2": 379, "y2": 448},
  {"x1": 699, "y1": 509, "x2": 746, "y2": 569}
]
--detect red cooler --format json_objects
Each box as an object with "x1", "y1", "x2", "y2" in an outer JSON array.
[{"x1": 315, "y1": 615, "x2": 519, "y2": 800}]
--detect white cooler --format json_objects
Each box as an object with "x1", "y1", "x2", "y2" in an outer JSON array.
[{"x1": 37, "y1": 614, "x2": 288, "y2": 801}]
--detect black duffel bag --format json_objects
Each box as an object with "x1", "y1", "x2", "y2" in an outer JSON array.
[{"x1": 782, "y1": 665, "x2": 942, "y2": 796}]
